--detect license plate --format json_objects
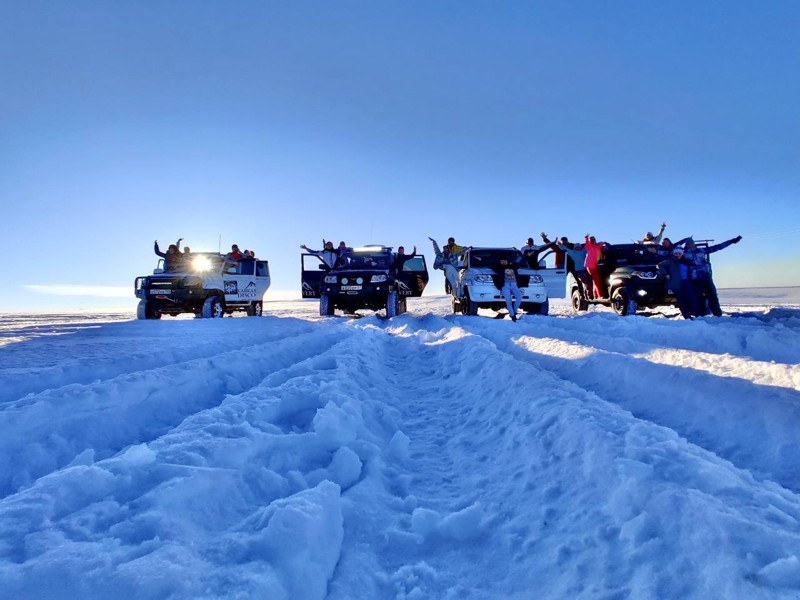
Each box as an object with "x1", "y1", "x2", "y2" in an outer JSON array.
[
  {"x1": 341, "y1": 285, "x2": 362, "y2": 291},
  {"x1": 150, "y1": 289, "x2": 173, "y2": 295}
]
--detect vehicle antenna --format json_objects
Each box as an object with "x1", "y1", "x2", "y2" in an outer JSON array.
[{"x1": 218, "y1": 235, "x2": 221, "y2": 254}]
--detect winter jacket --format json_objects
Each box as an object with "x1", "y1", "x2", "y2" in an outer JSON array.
[
  {"x1": 583, "y1": 237, "x2": 605, "y2": 269},
  {"x1": 154, "y1": 242, "x2": 182, "y2": 272},
  {"x1": 658, "y1": 256, "x2": 691, "y2": 291},
  {"x1": 683, "y1": 237, "x2": 741, "y2": 277},
  {"x1": 559, "y1": 245, "x2": 587, "y2": 272},
  {"x1": 306, "y1": 248, "x2": 339, "y2": 269},
  {"x1": 431, "y1": 239, "x2": 467, "y2": 270}
]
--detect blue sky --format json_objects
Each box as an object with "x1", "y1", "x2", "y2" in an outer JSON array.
[{"x1": 1, "y1": 1, "x2": 798, "y2": 311}]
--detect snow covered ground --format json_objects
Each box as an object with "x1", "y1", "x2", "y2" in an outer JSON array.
[{"x1": 1, "y1": 288, "x2": 800, "y2": 599}]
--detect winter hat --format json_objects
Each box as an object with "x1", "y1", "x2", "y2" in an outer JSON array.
[{"x1": 673, "y1": 247, "x2": 684, "y2": 256}]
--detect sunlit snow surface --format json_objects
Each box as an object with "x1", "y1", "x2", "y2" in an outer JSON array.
[{"x1": 1, "y1": 289, "x2": 800, "y2": 599}]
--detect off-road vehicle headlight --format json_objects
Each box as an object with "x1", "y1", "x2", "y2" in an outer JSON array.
[
  {"x1": 473, "y1": 274, "x2": 494, "y2": 283},
  {"x1": 631, "y1": 270, "x2": 657, "y2": 280},
  {"x1": 531, "y1": 275, "x2": 544, "y2": 284},
  {"x1": 324, "y1": 275, "x2": 338, "y2": 284},
  {"x1": 371, "y1": 274, "x2": 388, "y2": 283}
]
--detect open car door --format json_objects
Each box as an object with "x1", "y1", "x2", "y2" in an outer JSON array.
[
  {"x1": 395, "y1": 255, "x2": 429, "y2": 297},
  {"x1": 535, "y1": 248, "x2": 567, "y2": 299},
  {"x1": 301, "y1": 253, "x2": 329, "y2": 298}
]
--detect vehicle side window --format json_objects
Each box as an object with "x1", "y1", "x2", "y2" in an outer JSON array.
[
  {"x1": 256, "y1": 261, "x2": 269, "y2": 277},
  {"x1": 403, "y1": 257, "x2": 426, "y2": 272},
  {"x1": 239, "y1": 260, "x2": 255, "y2": 276}
]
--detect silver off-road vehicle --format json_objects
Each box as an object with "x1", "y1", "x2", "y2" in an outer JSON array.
[
  {"x1": 134, "y1": 253, "x2": 271, "y2": 319},
  {"x1": 452, "y1": 247, "x2": 566, "y2": 317}
]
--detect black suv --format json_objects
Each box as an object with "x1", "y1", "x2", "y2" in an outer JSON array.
[
  {"x1": 568, "y1": 243, "x2": 687, "y2": 316},
  {"x1": 301, "y1": 245, "x2": 429, "y2": 317}
]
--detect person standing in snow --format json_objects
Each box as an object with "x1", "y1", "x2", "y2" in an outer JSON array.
[
  {"x1": 391, "y1": 246, "x2": 417, "y2": 277},
  {"x1": 583, "y1": 234, "x2": 607, "y2": 299},
  {"x1": 559, "y1": 241, "x2": 594, "y2": 299},
  {"x1": 658, "y1": 246, "x2": 698, "y2": 319},
  {"x1": 429, "y1": 237, "x2": 470, "y2": 298},
  {"x1": 500, "y1": 258, "x2": 524, "y2": 321},
  {"x1": 154, "y1": 239, "x2": 183, "y2": 272},
  {"x1": 682, "y1": 235, "x2": 742, "y2": 317},
  {"x1": 540, "y1": 232, "x2": 566, "y2": 269},
  {"x1": 301, "y1": 241, "x2": 339, "y2": 269}
]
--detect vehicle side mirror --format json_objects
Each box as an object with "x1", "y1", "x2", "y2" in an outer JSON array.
[
  {"x1": 538, "y1": 260, "x2": 546, "y2": 269},
  {"x1": 153, "y1": 268, "x2": 164, "y2": 274}
]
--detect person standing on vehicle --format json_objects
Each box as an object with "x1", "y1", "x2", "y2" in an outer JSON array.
[
  {"x1": 584, "y1": 234, "x2": 607, "y2": 299},
  {"x1": 540, "y1": 232, "x2": 566, "y2": 269},
  {"x1": 500, "y1": 260, "x2": 524, "y2": 322},
  {"x1": 521, "y1": 236, "x2": 545, "y2": 269},
  {"x1": 391, "y1": 246, "x2": 417, "y2": 277},
  {"x1": 641, "y1": 222, "x2": 667, "y2": 245},
  {"x1": 445, "y1": 237, "x2": 463, "y2": 255},
  {"x1": 301, "y1": 241, "x2": 338, "y2": 269},
  {"x1": 429, "y1": 237, "x2": 470, "y2": 299},
  {"x1": 559, "y1": 241, "x2": 594, "y2": 300},
  {"x1": 154, "y1": 239, "x2": 183, "y2": 272},
  {"x1": 683, "y1": 235, "x2": 742, "y2": 317},
  {"x1": 658, "y1": 247, "x2": 698, "y2": 319}
]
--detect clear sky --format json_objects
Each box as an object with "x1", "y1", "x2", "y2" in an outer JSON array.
[{"x1": 1, "y1": 1, "x2": 798, "y2": 311}]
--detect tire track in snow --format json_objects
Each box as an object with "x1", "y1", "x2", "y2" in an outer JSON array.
[
  {"x1": 457, "y1": 317, "x2": 800, "y2": 492},
  {"x1": 0, "y1": 322, "x2": 347, "y2": 499},
  {"x1": 0, "y1": 317, "x2": 321, "y2": 405}
]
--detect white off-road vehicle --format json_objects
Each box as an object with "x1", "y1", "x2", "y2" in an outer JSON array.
[
  {"x1": 134, "y1": 253, "x2": 271, "y2": 319},
  {"x1": 452, "y1": 247, "x2": 566, "y2": 316}
]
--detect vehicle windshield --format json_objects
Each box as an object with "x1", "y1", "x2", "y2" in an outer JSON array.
[
  {"x1": 468, "y1": 249, "x2": 523, "y2": 270},
  {"x1": 336, "y1": 251, "x2": 391, "y2": 270},
  {"x1": 185, "y1": 253, "x2": 227, "y2": 273},
  {"x1": 603, "y1": 245, "x2": 662, "y2": 266}
]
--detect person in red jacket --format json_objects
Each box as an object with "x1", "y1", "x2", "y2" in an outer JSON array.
[{"x1": 583, "y1": 234, "x2": 607, "y2": 299}]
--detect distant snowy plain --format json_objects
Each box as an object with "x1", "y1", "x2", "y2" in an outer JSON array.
[{"x1": 1, "y1": 288, "x2": 800, "y2": 599}]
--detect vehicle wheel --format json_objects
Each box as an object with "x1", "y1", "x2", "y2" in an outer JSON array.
[
  {"x1": 463, "y1": 289, "x2": 479, "y2": 316},
  {"x1": 386, "y1": 290, "x2": 398, "y2": 318},
  {"x1": 537, "y1": 299, "x2": 550, "y2": 316},
  {"x1": 137, "y1": 300, "x2": 161, "y2": 320},
  {"x1": 320, "y1": 294, "x2": 335, "y2": 316},
  {"x1": 571, "y1": 288, "x2": 588, "y2": 312},
  {"x1": 246, "y1": 301, "x2": 263, "y2": 317},
  {"x1": 611, "y1": 288, "x2": 637, "y2": 316},
  {"x1": 201, "y1": 296, "x2": 225, "y2": 318}
]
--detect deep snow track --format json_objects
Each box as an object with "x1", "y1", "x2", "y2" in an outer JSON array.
[{"x1": 2, "y1": 299, "x2": 800, "y2": 599}]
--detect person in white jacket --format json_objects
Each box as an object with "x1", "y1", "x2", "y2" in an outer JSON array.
[{"x1": 429, "y1": 237, "x2": 470, "y2": 298}]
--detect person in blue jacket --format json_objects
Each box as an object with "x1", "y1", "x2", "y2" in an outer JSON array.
[
  {"x1": 683, "y1": 235, "x2": 742, "y2": 317},
  {"x1": 658, "y1": 246, "x2": 699, "y2": 319}
]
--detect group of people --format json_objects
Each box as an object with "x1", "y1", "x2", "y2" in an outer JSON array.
[
  {"x1": 429, "y1": 222, "x2": 743, "y2": 321},
  {"x1": 154, "y1": 240, "x2": 257, "y2": 273},
  {"x1": 531, "y1": 221, "x2": 742, "y2": 319}
]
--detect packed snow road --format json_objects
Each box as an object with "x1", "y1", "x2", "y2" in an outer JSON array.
[{"x1": 1, "y1": 293, "x2": 800, "y2": 599}]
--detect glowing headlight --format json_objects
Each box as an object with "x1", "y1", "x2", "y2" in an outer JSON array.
[
  {"x1": 192, "y1": 256, "x2": 213, "y2": 272},
  {"x1": 473, "y1": 274, "x2": 494, "y2": 283},
  {"x1": 324, "y1": 275, "x2": 338, "y2": 283},
  {"x1": 531, "y1": 275, "x2": 544, "y2": 283},
  {"x1": 371, "y1": 274, "x2": 387, "y2": 283}
]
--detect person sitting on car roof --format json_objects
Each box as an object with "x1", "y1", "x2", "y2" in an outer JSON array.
[
  {"x1": 430, "y1": 237, "x2": 471, "y2": 299},
  {"x1": 301, "y1": 241, "x2": 338, "y2": 269},
  {"x1": 391, "y1": 246, "x2": 417, "y2": 277},
  {"x1": 640, "y1": 221, "x2": 667, "y2": 245},
  {"x1": 154, "y1": 239, "x2": 183, "y2": 272}
]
